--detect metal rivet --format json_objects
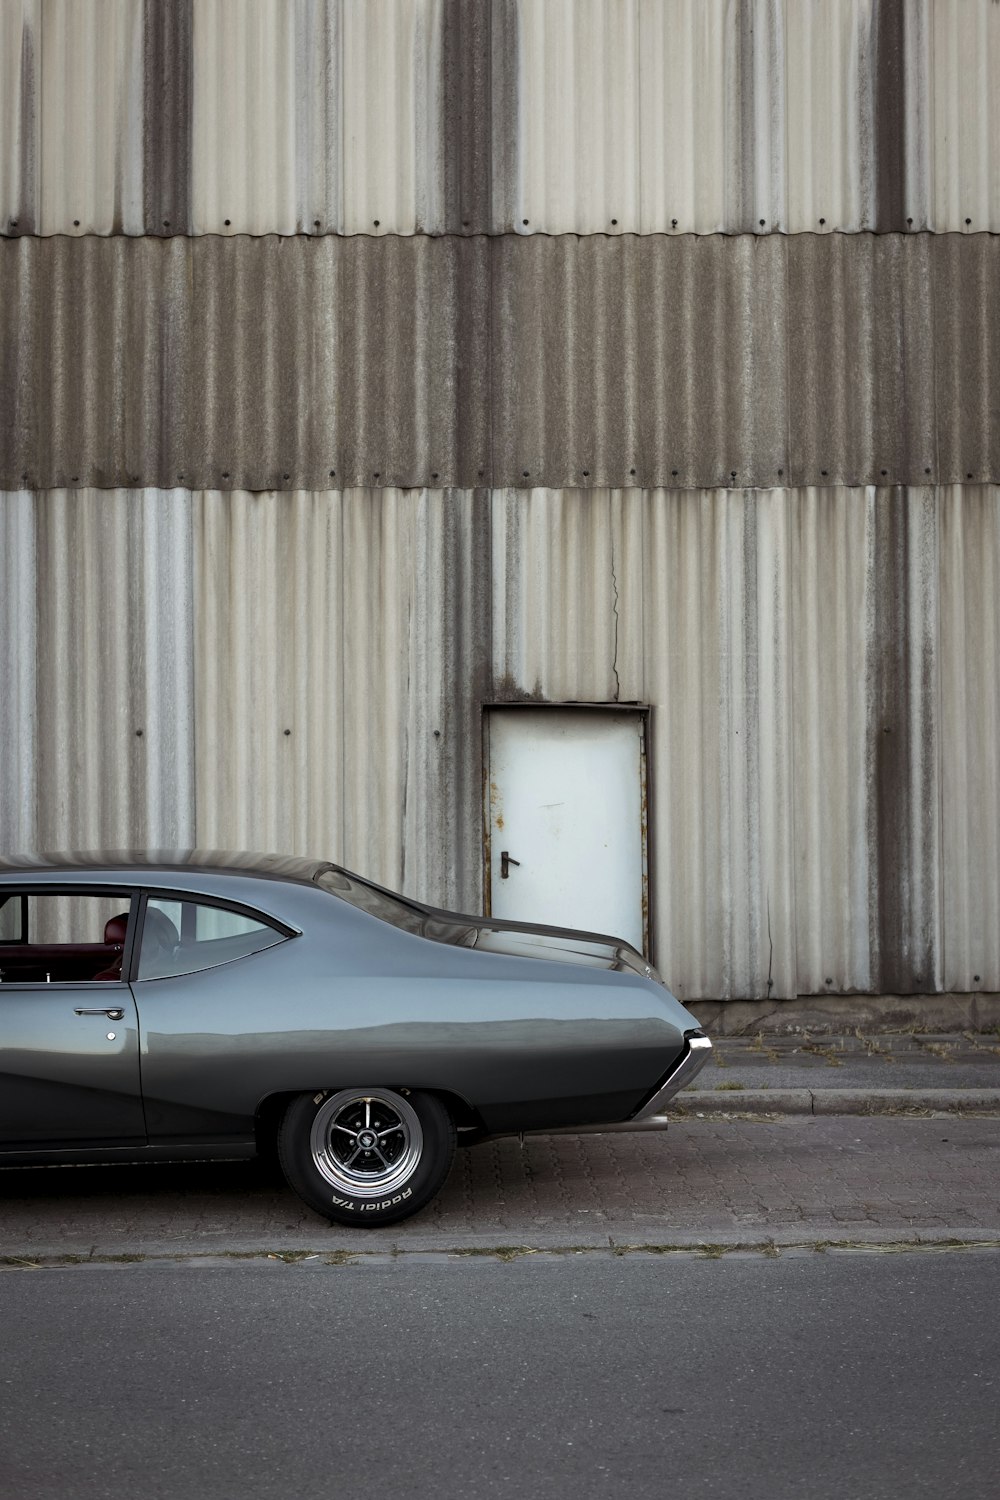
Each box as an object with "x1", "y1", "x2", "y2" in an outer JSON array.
[
  {"x1": 283, "y1": 472, "x2": 290, "y2": 480},
  {"x1": 965, "y1": 218, "x2": 972, "y2": 226},
  {"x1": 478, "y1": 468, "x2": 485, "y2": 477},
  {"x1": 778, "y1": 468, "x2": 783, "y2": 476},
  {"x1": 178, "y1": 474, "x2": 184, "y2": 482},
  {"x1": 819, "y1": 218, "x2": 825, "y2": 226},
  {"x1": 373, "y1": 219, "x2": 380, "y2": 227},
  {"x1": 759, "y1": 219, "x2": 765, "y2": 227},
  {"x1": 907, "y1": 217, "x2": 913, "y2": 227},
  {"x1": 374, "y1": 472, "x2": 380, "y2": 479},
  {"x1": 329, "y1": 469, "x2": 335, "y2": 477},
  {"x1": 881, "y1": 469, "x2": 887, "y2": 476},
  {"x1": 314, "y1": 219, "x2": 321, "y2": 228},
  {"x1": 73, "y1": 219, "x2": 80, "y2": 227},
  {"x1": 522, "y1": 219, "x2": 529, "y2": 226},
  {"x1": 462, "y1": 220, "x2": 470, "y2": 228},
  {"x1": 284, "y1": 729, "x2": 291, "y2": 736},
  {"x1": 433, "y1": 730, "x2": 441, "y2": 739},
  {"x1": 671, "y1": 469, "x2": 678, "y2": 477},
  {"x1": 107, "y1": 1032, "x2": 116, "y2": 1041},
  {"x1": 825, "y1": 977, "x2": 833, "y2": 985},
  {"x1": 222, "y1": 471, "x2": 229, "y2": 479},
  {"x1": 974, "y1": 974, "x2": 981, "y2": 983},
  {"x1": 163, "y1": 219, "x2": 170, "y2": 227},
  {"x1": 967, "y1": 472, "x2": 973, "y2": 480},
  {"x1": 582, "y1": 470, "x2": 589, "y2": 477},
  {"x1": 821, "y1": 470, "x2": 828, "y2": 477},
  {"x1": 432, "y1": 472, "x2": 439, "y2": 480},
  {"x1": 224, "y1": 218, "x2": 231, "y2": 226},
  {"x1": 924, "y1": 467, "x2": 931, "y2": 475},
  {"x1": 611, "y1": 218, "x2": 618, "y2": 226},
  {"x1": 135, "y1": 729, "x2": 143, "y2": 738},
  {"x1": 9, "y1": 218, "x2": 17, "y2": 227},
  {"x1": 522, "y1": 471, "x2": 529, "y2": 478},
  {"x1": 629, "y1": 468, "x2": 636, "y2": 477},
  {"x1": 71, "y1": 476, "x2": 79, "y2": 483},
  {"x1": 671, "y1": 219, "x2": 677, "y2": 229}
]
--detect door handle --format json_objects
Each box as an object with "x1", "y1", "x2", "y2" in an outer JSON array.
[
  {"x1": 74, "y1": 1007, "x2": 125, "y2": 1021},
  {"x1": 500, "y1": 851, "x2": 521, "y2": 880}
]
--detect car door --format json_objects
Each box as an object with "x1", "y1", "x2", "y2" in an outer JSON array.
[{"x1": 0, "y1": 887, "x2": 146, "y2": 1150}]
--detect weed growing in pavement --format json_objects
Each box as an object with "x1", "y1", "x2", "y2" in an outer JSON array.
[{"x1": 714, "y1": 1081, "x2": 746, "y2": 1090}]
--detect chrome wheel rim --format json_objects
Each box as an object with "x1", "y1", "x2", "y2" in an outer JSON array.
[{"x1": 309, "y1": 1090, "x2": 423, "y2": 1199}]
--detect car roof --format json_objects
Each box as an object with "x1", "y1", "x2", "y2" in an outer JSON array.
[{"x1": 0, "y1": 850, "x2": 331, "y2": 885}]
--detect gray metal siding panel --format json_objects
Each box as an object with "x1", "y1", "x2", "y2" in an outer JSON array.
[{"x1": 3, "y1": 233, "x2": 997, "y2": 492}]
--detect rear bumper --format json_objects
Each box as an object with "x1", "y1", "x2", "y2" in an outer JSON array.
[
  {"x1": 631, "y1": 1032, "x2": 713, "y2": 1120},
  {"x1": 528, "y1": 1031, "x2": 713, "y2": 1137}
]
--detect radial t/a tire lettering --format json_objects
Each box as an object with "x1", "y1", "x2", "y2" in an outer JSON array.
[{"x1": 277, "y1": 1087, "x2": 456, "y2": 1226}]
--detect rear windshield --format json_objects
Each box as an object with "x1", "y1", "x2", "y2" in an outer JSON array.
[{"x1": 315, "y1": 867, "x2": 476, "y2": 945}]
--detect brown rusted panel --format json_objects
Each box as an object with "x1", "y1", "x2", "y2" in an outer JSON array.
[
  {"x1": 868, "y1": 486, "x2": 942, "y2": 992},
  {"x1": 143, "y1": 0, "x2": 193, "y2": 236},
  {"x1": 488, "y1": 0, "x2": 519, "y2": 234},
  {"x1": 932, "y1": 234, "x2": 1000, "y2": 485},
  {"x1": 869, "y1": 486, "x2": 941, "y2": 990},
  {"x1": 873, "y1": 0, "x2": 906, "y2": 233},
  {"x1": 441, "y1": 0, "x2": 492, "y2": 235},
  {"x1": 336, "y1": 234, "x2": 491, "y2": 488}
]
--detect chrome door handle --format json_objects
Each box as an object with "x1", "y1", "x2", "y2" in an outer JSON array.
[{"x1": 75, "y1": 1007, "x2": 125, "y2": 1021}]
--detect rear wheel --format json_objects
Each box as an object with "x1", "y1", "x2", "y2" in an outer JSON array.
[{"x1": 277, "y1": 1087, "x2": 455, "y2": 1226}]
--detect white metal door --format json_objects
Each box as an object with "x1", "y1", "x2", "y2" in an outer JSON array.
[{"x1": 485, "y1": 708, "x2": 647, "y2": 952}]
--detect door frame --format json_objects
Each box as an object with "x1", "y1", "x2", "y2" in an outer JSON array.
[{"x1": 481, "y1": 702, "x2": 652, "y2": 958}]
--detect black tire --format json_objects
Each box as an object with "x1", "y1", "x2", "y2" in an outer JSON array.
[{"x1": 277, "y1": 1087, "x2": 456, "y2": 1227}]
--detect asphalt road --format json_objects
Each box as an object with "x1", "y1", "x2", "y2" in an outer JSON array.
[{"x1": 1, "y1": 1248, "x2": 997, "y2": 1500}]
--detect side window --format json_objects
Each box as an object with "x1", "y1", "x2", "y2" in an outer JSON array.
[
  {"x1": 0, "y1": 893, "x2": 132, "y2": 984},
  {"x1": 0, "y1": 894, "x2": 26, "y2": 943},
  {"x1": 137, "y1": 897, "x2": 286, "y2": 981}
]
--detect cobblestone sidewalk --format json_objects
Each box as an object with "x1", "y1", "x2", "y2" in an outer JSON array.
[{"x1": 2, "y1": 1117, "x2": 998, "y2": 1260}]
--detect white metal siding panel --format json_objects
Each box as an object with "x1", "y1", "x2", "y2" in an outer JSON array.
[
  {"x1": 191, "y1": 0, "x2": 298, "y2": 236},
  {"x1": 193, "y1": 487, "x2": 490, "y2": 908},
  {"x1": 4, "y1": 0, "x2": 1000, "y2": 236},
  {"x1": 0, "y1": 0, "x2": 38, "y2": 234},
  {"x1": 784, "y1": 0, "x2": 875, "y2": 233},
  {"x1": 926, "y1": 0, "x2": 1000, "y2": 233},
  {"x1": 0, "y1": 488, "x2": 195, "y2": 853},
  {"x1": 37, "y1": 0, "x2": 144, "y2": 235},
  {"x1": 511, "y1": 0, "x2": 1000, "y2": 234},
  {"x1": 938, "y1": 485, "x2": 1000, "y2": 993},
  {"x1": 0, "y1": 490, "x2": 37, "y2": 851},
  {"x1": 491, "y1": 486, "x2": 798, "y2": 1000},
  {"x1": 339, "y1": 0, "x2": 440, "y2": 235},
  {"x1": 790, "y1": 488, "x2": 875, "y2": 992},
  {"x1": 190, "y1": 0, "x2": 442, "y2": 236}
]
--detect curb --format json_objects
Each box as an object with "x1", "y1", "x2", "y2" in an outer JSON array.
[{"x1": 673, "y1": 1088, "x2": 1000, "y2": 1117}]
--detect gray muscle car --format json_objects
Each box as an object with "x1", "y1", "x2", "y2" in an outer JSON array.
[{"x1": 0, "y1": 852, "x2": 710, "y2": 1225}]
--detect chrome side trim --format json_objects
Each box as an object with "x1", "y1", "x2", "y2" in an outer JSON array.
[
  {"x1": 631, "y1": 1033, "x2": 713, "y2": 1121},
  {"x1": 531, "y1": 1114, "x2": 672, "y2": 1137}
]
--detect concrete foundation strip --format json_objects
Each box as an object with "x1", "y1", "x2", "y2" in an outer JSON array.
[{"x1": 671, "y1": 1088, "x2": 1000, "y2": 1117}]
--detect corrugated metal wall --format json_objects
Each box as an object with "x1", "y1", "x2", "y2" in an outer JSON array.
[
  {"x1": 1, "y1": 0, "x2": 998, "y2": 1001},
  {"x1": 4, "y1": 0, "x2": 1000, "y2": 235}
]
